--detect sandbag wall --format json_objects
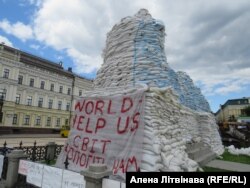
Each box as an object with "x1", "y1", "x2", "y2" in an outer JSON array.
[
  {"x1": 142, "y1": 87, "x2": 224, "y2": 171},
  {"x1": 95, "y1": 9, "x2": 210, "y2": 112},
  {"x1": 177, "y1": 71, "x2": 210, "y2": 112},
  {"x1": 198, "y1": 113, "x2": 224, "y2": 155},
  {"x1": 143, "y1": 87, "x2": 198, "y2": 171}
]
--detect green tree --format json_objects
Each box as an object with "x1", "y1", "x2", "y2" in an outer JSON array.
[{"x1": 243, "y1": 106, "x2": 250, "y2": 116}]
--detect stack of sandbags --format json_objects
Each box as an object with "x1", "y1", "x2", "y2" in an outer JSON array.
[
  {"x1": 198, "y1": 113, "x2": 224, "y2": 155},
  {"x1": 141, "y1": 87, "x2": 199, "y2": 172},
  {"x1": 178, "y1": 107, "x2": 202, "y2": 143},
  {"x1": 177, "y1": 72, "x2": 210, "y2": 112},
  {"x1": 226, "y1": 145, "x2": 250, "y2": 156},
  {"x1": 94, "y1": 9, "x2": 210, "y2": 113},
  {"x1": 90, "y1": 9, "x2": 224, "y2": 172}
]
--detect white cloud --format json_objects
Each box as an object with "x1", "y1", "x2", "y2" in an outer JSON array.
[
  {"x1": 187, "y1": 66, "x2": 250, "y2": 96},
  {"x1": 31, "y1": 0, "x2": 115, "y2": 73},
  {"x1": 67, "y1": 48, "x2": 102, "y2": 74},
  {"x1": 55, "y1": 55, "x2": 63, "y2": 61},
  {"x1": 29, "y1": 44, "x2": 40, "y2": 50},
  {"x1": 213, "y1": 78, "x2": 249, "y2": 95},
  {"x1": 0, "y1": 35, "x2": 13, "y2": 46},
  {"x1": 0, "y1": 19, "x2": 33, "y2": 41},
  {"x1": 214, "y1": 85, "x2": 241, "y2": 95}
]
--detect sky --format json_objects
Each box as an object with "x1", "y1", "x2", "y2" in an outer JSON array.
[{"x1": 0, "y1": 0, "x2": 250, "y2": 113}]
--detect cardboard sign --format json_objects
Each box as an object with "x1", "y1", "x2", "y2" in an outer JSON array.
[
  {"x1": 27, "y1": 163, "x2": 44, "y2": 187},
  {"x1": 62, "y1": 170, "x2": 85, "y2": 188},
  {"x1": 0, "y1": 155, "x2": 4, "y2": 178},
  {"x1": 56, "y1": 88, "x2": 145, "y2": 178},
  {"x1": 18, "y1": 160, "x2": 32, "y2": 175},
  {"x1": 42, "y1": 166, "x2": 63, "y2": 188}
]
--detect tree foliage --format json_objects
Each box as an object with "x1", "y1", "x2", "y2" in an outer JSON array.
[{"x1": 243, "y1": 106, "x2": 250, "y2": 116}]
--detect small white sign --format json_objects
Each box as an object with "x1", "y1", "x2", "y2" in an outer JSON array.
[
  {"x1": 102, "y1": 178, "x2": 121, "y2": 188},
  {"x1": 42, "y1": 166, "x2": 63, "y2": 188},
  {"x1": 27, "y1": 163, "x2": 44, "y2": 187},
  {"x1": 18, "y1": 160, "x2": 32, "y2": 175},
  {"x1": 0, "y1": 155, "x2": 4, "y2": 178},
  {"x1": 62, "y1": 170, "x2": 85, "y2": 188},
  {"x1": 121, "y1": 182, "x2": 126, "y2": 188}
]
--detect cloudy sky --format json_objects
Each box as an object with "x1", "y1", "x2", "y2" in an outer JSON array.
[{"x1": 0, "y1": 0, "x2": 250, "y2": 112}]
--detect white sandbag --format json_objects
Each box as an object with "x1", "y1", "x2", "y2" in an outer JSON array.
[
  {"x1": 140, "y1": 162, "x2": 163, "y2": 172},
  {"x1": 142, "y1": 153, "x2": 161, "y2": 166},
  {"x1": 226, "y1": 145, "x2": 250, "y2": 156}
]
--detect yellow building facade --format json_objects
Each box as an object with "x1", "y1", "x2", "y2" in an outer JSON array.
[
  {"x1": 0, "y1": 43, "x2": 92, "y2": 134},
  {"x1": 215, "y1": 97, "x2": 250, "y2": 123}
]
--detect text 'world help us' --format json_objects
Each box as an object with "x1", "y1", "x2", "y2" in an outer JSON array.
[{"x1": 72, "y1": 97, "x2": 143, "y2": 134}]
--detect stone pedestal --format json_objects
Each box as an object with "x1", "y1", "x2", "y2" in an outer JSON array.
[
  {"x1": 81, "y1": 164, "x2": 112, "y2": 188},
  {"x1": 5, "y1": 150, "x2": 27, "y2": 188},
  {"x1": 46, "y1": 142, "x2": 56, "y2": 161}
]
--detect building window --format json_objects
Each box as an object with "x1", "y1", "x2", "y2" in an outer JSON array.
[
  {"x1": 56, "y1": 118, "x2": 60, "y2": 127},
  {"x1": 46, "y1": 117, "x2": 51, "y2": 126},
  {"x1": 50, "y1": 83, "x2": 54, "y2": 91},
  {"x1": 67, "y1": 88, "x2": 71, "y2": 95},
  {"x1": 13, "y1": 114, "x2": 18, "y2": 124},
  {"x1": 16, "y1": 94, "x2": 21, "y2": 104},
  {"x1": 40, "y1": 81, "x2": 45, "y2": 89},
  {"x1": 48, "y1": 99, "x2": 53, "y2": 109},
  {"x1": 58, "y1": 101, "x2": 62, "y2": 110},
  {"x1": 24, "y1": 115, "x2": 30, "y2": 125},
  {"x1": 18, "y1": 75, "x2": 23, "y2": 84},
  {"x1": 66, "y1": 102, "x2": 70, "y2": 111},
  {"x1": 3, "y1": 69, "x2": 9, "y2": 78},
  {"x1": 36, "y1": 116, "x2": 41, "y2": 125},
  {"x1": 30, "y1": 78, "x2": 34, "y2": 87},
  {"x1": 65, "y1": 119, "x2": 69, "y2": 126},
  {"x1": 0, "y1": 89, "x2": 6, "y2": 100},
  {"x1": 59, "y1": 86, "x2": 63, "y2": 93},
  {"x1": 79, "y1": 90, "x2": 82, "y2": 96},
  {"x1": 38, "y1": 97, "x2": 43, "y2": 107},
  {"x1": 27, "y1": 96, "x2": 32, "y2": 106}
]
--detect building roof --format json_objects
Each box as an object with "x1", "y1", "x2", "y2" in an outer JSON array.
[
  {"x1": 224, "y1": 97, "x2": 249, "y2": 106},
  {"x1": 0, "y1": 43, "x2": 91, "y2": 81},
  {"x1": 219, "y1": 97, "x2": 250, "y2": 110}
]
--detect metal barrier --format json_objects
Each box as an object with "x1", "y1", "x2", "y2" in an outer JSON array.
[{"x1": 0, "y1": 140, "x2": 64, "y2": 182}]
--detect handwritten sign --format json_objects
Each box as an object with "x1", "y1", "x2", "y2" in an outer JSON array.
[
  {"x1": 0, "y1": 155, "x2": 4, "y2": 178},
  {"x1": 42, "y1": 166, "x2": 63, "y2": 188},
  {"x1": 27, "y1": 163, "x2": 44, "y2": 187},
  {"x1": 62, "y1": 170, "x2": 85, "y2": 188},
  {"x1": 18, "y1": 160, "x2": 32, "y2": 175},
  {"x1": 56, "y1": 88, "x2": 145, "y2": 179}
]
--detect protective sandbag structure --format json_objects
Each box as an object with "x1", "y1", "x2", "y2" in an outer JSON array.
[{"x1": 93, "y1": 9, "x2": 224, "y2": 171}]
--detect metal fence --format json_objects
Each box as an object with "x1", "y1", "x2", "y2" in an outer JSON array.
[{"x1": 0, "y1": 140, "x2": 64, "y2": 182}]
